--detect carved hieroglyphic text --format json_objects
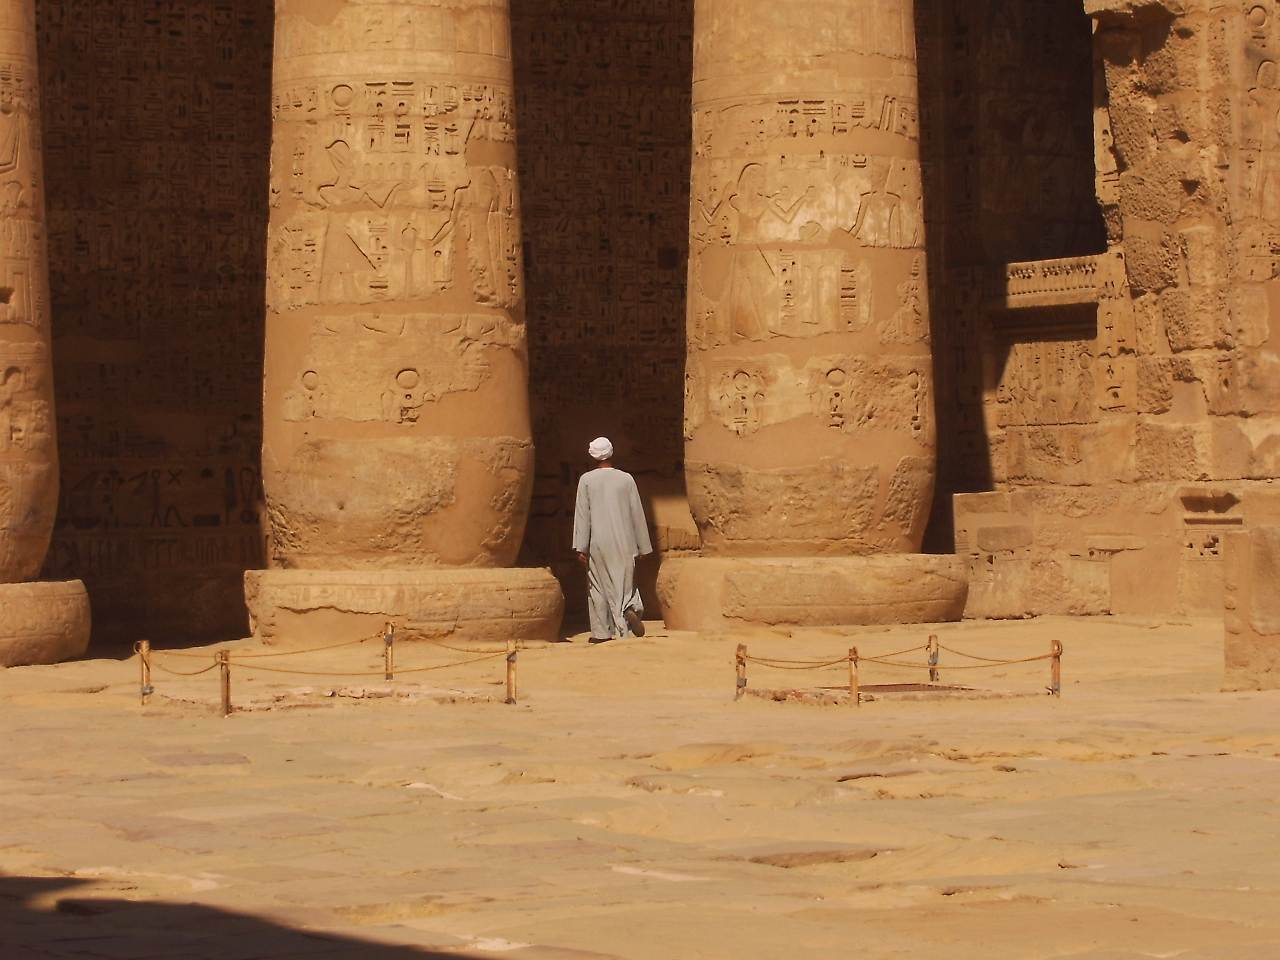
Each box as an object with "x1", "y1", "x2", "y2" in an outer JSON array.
[
  {"x1": 282, "y1": 312, "x2": 524, "y2": 422},
  {"x1": 0, "y1": 340, "x2": 50, "y2": 456},
  {"x1": 270, "y1": 78, "x2": 521, "y2": 311},
  {"x1": 686, "y1": 351, "x2": 932, "y2": 441},
  {"x1": 688, "y1": 91, "x2": 925, "y2": 350},
  {"x1": 0, "y1": 60, "x2": 45, "y2": 330}
]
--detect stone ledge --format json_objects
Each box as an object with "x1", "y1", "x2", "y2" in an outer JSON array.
[
  {"x1": 0, "y1": 581, "x2": 91, "y2": 667},
  {"x1": 245, "y1": 568, "x2": 564, "y2": 646},
  {"x1": 657, "y1": 555, "x2": 968, "y2": 633}
]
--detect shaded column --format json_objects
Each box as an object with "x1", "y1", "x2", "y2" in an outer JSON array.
[
  {"x1": 0, "y1": 0, "x2": 89, "y2": 664},
  {"x1": 661, "y1": 0, "x2": 967, "y2": 630},
  {"x1": 248, "y1": 0, "x2": 562, "y2": 643}
]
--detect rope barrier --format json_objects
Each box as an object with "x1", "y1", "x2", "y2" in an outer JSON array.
[
  {"x1": 937, "y1": 643, "x2": 1025, "y2": 662},
  {"x1": 743, "y1": 656, "x2": 852, "y2": 671},
  {"x1": 151, "y1": 659, "x2": 220, "y2": 677},
  {"x1": 743, "y1": 643, "x2": 925, "y2": 667},
  {"x1": 224, "y1": 650, "x2": 507, "y2": 677},
  {"x1": 147, "y1": 647, "x2": 233, "y2": 660},
  {"x1": 735, "y1": 637, "x2": 1063, "y2": 703},
  {"x1": 228, "y1": 632, "x2": 383, "y2": 658},
  {"x1": 400, "y1": 631, "x2": 512, "y2": 656},
  {"x1": 132, "y1": 621, "x2": 520, "y2": 714},
  {"x1": 869, "y1": 642, "x2": 931, "y2": 661}
]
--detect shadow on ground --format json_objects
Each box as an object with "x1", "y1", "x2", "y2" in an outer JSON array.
[{"x1": 1, "y1": 875, "x2": 473, "y2": 959}]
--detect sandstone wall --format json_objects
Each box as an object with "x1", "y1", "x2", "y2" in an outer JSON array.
[
  {"x1": 511, "y1": 0, "x2": 693, "y2": 621},
  {"x1": 950, "y1": 1, "x2": 1280, "y2": 619},
  {"x1": 35, "y1": 0, "x2": 272, "y2": 644},
  {"x1": 915, "y1": 0, "x2": 1107, "y2": 547}
]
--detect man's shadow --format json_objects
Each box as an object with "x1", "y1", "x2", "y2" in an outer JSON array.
[{"x1": 0, "y1": 874, "x2": 473, "y2": 959}]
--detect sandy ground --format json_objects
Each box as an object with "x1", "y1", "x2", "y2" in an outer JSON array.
[{"x1": 2, "y1": 615, "x2": 1279, "y2": 959}]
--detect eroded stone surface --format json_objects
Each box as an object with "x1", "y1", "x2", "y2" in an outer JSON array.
[
  {"x1": 683, "y1": 0, "x2": 935, "y2": 558},
  {"x1": 262, "y1": 0, "x2": 536, "y2": 572},
  {"x1": 252, "y1": 0, "x2": 561, "y2": 641},
  {"x1": 1223, "y1": 526, "x2": 1280, "y2": 691},
  {"x1": 674, "y1": 0, "x2": 944, "y2": 629},
  {"x1": 0, "y1": 580, "x2": 90, "y2": 666},
  {"x1": 0, "y1": 0, "x2": 57, "y2": 585},
  {"x1": 658, "y1": 555, "x2": 967, "y2": 633},
  {"x1": 245, "y1": 567, "x2": 563, "y2": 645}
]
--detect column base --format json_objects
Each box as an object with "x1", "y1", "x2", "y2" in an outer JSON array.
[
  {"x1": 0, "y1": 581, "x2": 92, "y2": 666},
  {"x1": 245, "y1": 568, "x2": 565, "y2": 646},
  {"x1": 657, "y1": 556, "x2": 968, "y2": 633}
]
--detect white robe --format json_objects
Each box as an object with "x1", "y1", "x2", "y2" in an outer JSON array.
[{"x1": 572, "y1": 467, "x2": 653, "y2": 638}]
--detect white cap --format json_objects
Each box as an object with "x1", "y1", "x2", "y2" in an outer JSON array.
[{"x1": 588, "y1": 437, "x2": 614, "y2": 461}]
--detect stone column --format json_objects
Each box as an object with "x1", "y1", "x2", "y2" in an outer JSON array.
[
  {"x1": 660, "y1": 0, "x2": 967, "y2": 631},
  {"x1": 247, "y1": 0, "x2": 562, "y2": 644},
  {"x1": 0, "y1": 0, "x2": 89, "y2": 665}
]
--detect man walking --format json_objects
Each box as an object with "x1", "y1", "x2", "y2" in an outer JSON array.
[{"x1": 572, "y1": 437, "x2": 652, "y2": 643}]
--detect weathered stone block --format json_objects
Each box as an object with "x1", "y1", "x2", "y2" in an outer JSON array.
[
  {"x1": 963, "y1": 555, "x2": 1031, "y2": 620},
  {"x1": 0, "y1": 581, "x2": 90, "y2": 667},
  {"x1": 657, "y1": 556, "x2": 967, "y2": 633},
  {"x1": 245, "y1": 569, "x2": 564, "y2": 646},
  {"x1": 975, "y1": 525, "x2": 1033, "y2": 553},
  {"x1": 1030, "y1": 557, "x2": 1110, "y2": 616},
  {"x1": 1223, "y1": 527, "x2": 1280, "y2": 690}
]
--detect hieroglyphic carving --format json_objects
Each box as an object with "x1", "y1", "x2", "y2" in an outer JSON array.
[
  {"x1": 0, "y1": 341, "x2": 50, "y2": 455},
  {"x1": 687, "y1": 457, "x2": 884, "y2": 551},
  {"x1": 36, "y1": 0, "x2": 273, "y2": 640},
  {"x1": 263, "y1": 0, "x2": 535, "y2": 575},
  {"x1": 997, "y1": 340, "x2": 1098, "y2": 428},
  {"x1": 0, "y1": 58, "x2": 46, "y2": 332},
  {"x1": 686, "y1": 351, "x2": 933, "y2": 441},
  {"x1": 0, "y1": 1, "x2": 58, "y2": 587},
  {"x1": 282, "y1": 312, "x2": 524, "y2": 423},
  {"x1": 691, "y1": 244, "x2": 865, "y2": 348},
  {"x1": 805, "y1": 356, "x2": 931, "y2": 440},
  {"x1": 881, "y1": 255, "x2": 928, "y2": 344},
  {"x1": 269, "y1": 77, "x2": 521, "y2": 311},
  {"x1": 684, "y1": 0, "x2": 935, "y2": 559}
]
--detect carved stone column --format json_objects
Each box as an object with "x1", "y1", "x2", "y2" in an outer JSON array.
[
  {"x1": 0, "y1": 0, "x2": 90, "y2": 665},
  {"x1": 247, "y1": 0, "x2": 562, "y2": 643},
  {"x1": 660, "y1": 0, "x2": 967, "y2": 630}
]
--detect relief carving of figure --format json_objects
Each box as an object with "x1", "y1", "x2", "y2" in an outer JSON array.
[
  {"x1": 1246, "y1": 59, "x2": 1280, "y2": 220},
  {"x1": 692, "y1": 163, "x2": 841, "y2": 345},
  {"x1": 457, "y1": 166, "x2": 503, "y2": 304},
  {"x1": 840, "y1": 157, "x2": 924, "y2": 249},
  {"x1": 881, "y1": 255, "x2": 928, "y2": 344}
]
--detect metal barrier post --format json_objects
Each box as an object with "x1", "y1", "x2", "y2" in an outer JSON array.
[
  {"x1": 139, "y1": 640, "x2": 153, "y2": 705},
  {"x1": 384, "y1": 621, "x2": 395, "y2": 681},
  {"x1": 1050, "y1": 639, "x2": 1062, "y2": 697},
  {"x1": 219, "y1": 650, "x2": 232, "y2": 716},
  {"x1": 849, "y1": 647, "x2": 859, "y2": 707},
  {"x1": 735, "y1": 644, "x2": 747, "y2": 700},
  {"x1": 928, "y1": 634, "x2": 939, "y2": 683},
  {"x1": 506, "y1": 641, "x2": 517, "y2": 704}
]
